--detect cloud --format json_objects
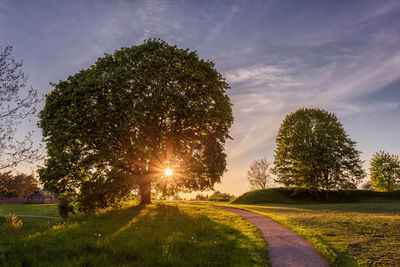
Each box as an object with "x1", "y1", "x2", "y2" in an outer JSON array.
[
  {"x1": 226, "y1": 64, "x2": 300, "y2": 89},
  {"x1": 224, "y1": 23, "x2": 400, "y2": 160}
]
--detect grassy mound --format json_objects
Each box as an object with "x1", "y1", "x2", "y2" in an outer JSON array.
[
  {"x1": 232, "y1": 187, "x2": 400, "y2": 204},
  {"x1": 231, "y1": 188, "x2": 294, "y2": 204}
]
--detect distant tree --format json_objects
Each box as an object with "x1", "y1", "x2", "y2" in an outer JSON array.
[
  {"x1": 195, "y1": 193, "x2": 208, "y2": 200},
  {"x1": 0, "y1": 172, "x2": 40, "y2": 198},
  {"x1": 360, "y1": 180, "x2": 373, "y2": 190},
  {"x1": 208, "y1": 191, "x2": 234, "y2": 202},
  {"x1": 247, "y1": 157, "x2": 275, "y2": 189},
  {"x1": 369, "y1": 151, "x2": 400, "y2": 191},
  {"x1": 0, "y1": 46, "x2": 40, "y2": 170},
  {"x1": 39, "y1": 39, "x2": 233, "y2": 208},
  {"x1": 274, "y1": 108, "x2": 365, "y2": 191}
]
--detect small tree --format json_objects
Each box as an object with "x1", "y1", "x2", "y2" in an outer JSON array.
[
  {"x1": 274, "y1": 108, "x2": 365, "y2": 191},
  {"x1": 360, "y1": 180, "x2": 373, "y2": 190},
  {"x1": 247, "y1": 157, "x2": 274, "y2": 189},
  {"x1": 369, "y1": 151, "x2": 400, "y2": 191},
  {"x1": 0, "y1": 46, "x2": 40, "y2": 170}
]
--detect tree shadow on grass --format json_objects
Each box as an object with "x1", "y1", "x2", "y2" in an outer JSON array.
[{"x1": 2, "y1": 204, "x2": 267, "y2": 267}]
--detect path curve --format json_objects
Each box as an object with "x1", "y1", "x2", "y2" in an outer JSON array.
[{"x1": 215, "y1": 206, "x2": 330, "y2": 267}]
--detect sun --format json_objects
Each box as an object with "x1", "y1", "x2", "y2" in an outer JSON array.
[{"x1": 165, "y1": 168, "x2": 172, "y2": 176}]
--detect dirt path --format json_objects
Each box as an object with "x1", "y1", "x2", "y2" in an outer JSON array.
[
  {"x1": 10, "y1": 215, "x2": 59, "y2": 219},
  {"x1": 216, "y1": 206, "x2": 330, "y2": 267}
]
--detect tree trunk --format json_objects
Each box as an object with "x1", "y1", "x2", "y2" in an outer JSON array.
[
  {"x1": 139, "y1": 157, "x2": 158, "y2": 205},
  {"x1": 139, "y1": 181, "x2": 151, "y2": 205},
  {"x1": 324, "y1": 189, "x2": 330, "y2": 201},
  {"x1": 312, "y1": 190, "x2": 321, "y2": 201}
]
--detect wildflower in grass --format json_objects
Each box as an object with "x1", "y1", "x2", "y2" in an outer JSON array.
[{"x1": 2, "y1": 213, "x2": 23, "y2": 232}]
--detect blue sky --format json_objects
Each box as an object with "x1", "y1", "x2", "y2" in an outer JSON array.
[{"x1": 2, "y1": 0, "x2": 400, "y2": 195}]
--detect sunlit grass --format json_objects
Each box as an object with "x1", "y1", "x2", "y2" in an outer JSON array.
[{"x1": 0, "y1": 204, "x2": 268, "y2": 266}]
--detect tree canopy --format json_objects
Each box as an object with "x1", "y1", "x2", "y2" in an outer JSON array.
[
  {"x1": 274, "y1": 108, "x2": 365, "y2": 190},
  {"x1": 369, "y1": 151, "x2": 400, "y2": 191},
  {"x1": 39, "y1": 39, "x2": 233, "y2": 208}
]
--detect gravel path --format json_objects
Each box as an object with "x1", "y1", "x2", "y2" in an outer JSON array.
[{"x1": 216, "y1": 206, "x2": 330, "y2": 267}]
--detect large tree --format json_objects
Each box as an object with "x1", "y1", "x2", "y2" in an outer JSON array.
[
  {"x1": 39, "y1": 39, "x2": 233, "y2": 207},
  {"x1": 247, "y1": 157, "x2": 275, "y2": 189},
  {"x1": 274, "y1": 108, "x2": 365, "y2": 191},
  {"x1": 369, "y1": 151, "x2": 400, "y2": 191},
  {"x1": 0, "y1": 46, "x2": 40, "y2": 170}
]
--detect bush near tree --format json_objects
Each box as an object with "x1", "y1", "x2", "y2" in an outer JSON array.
[
  {"x1": 58, "y1": 197, "x2": 76, "y2": 219},
  {"x1": 39, "y1": 39, "x2": 233, "y2": 208},
  {"x1": 274, "y1": 108, "x2": 365, "y2": 199},
  {"x1": 369, "y1": 151, "x2": 400, "y2": 191}
]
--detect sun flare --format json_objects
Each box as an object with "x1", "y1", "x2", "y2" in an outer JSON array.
[{"x1": 165, "y1": 168, "x2": 172, "y2": 176}]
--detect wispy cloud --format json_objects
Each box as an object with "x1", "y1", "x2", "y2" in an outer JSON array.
[
  {"x1": 226, "y1": 64, "x2": 300, "y2": 89},
  {"x1": 224, "y1": 13, "x2": 400, "y2": 160}
]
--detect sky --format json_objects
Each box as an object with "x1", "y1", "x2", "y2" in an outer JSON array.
[{"x1": 1, "y1": 0, "x2": 400, "y2": 196}]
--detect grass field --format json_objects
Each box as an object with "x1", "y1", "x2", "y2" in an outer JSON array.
[
  {"x1": 0, "y1": 203, "x2": 59, "y2": 217},
  {"x1": 221, "y1": 201, "x2": 400, "y2": 266},
  {"x1": 3, "y1": 200, "x2": 399, "y2": 266},
  {"x1": 0, "y1": 204, "x2": 268, "y2": 266}
]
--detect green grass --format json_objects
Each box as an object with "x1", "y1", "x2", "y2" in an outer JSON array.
[
  {"x1": 0, "y1": 203, "x2": 59, "y2": 217},
  {"x1": 223, "y1": 201, "x2": 400, "y2": 266},
  {"x1": 0, "y1": 204, "x2": 268, "y2": 266}
]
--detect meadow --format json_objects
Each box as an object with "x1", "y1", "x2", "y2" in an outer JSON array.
[
  {"x1": 2, "y1": 198, "x2": 400, "y2": 266},
  {"x1": 0, "y1": 203, "x2": 268, "y2": 266},
  {"x1": 0, "y1": 204, "x2": 59, "y2": 217}
]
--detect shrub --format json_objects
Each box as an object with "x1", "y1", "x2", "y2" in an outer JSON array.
[
  {"x1": 208, "y1": 192, "x2": 234, "y2": 202},
  {"x1": 1, "y1": 213, "x2": 23, "y2": 232},
  {"x1": 58, "y1": 197, "x2": 75, "y2": 219},
  {"x1": 195, "y1": 194, "x2": 208, "y2": 201}
]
